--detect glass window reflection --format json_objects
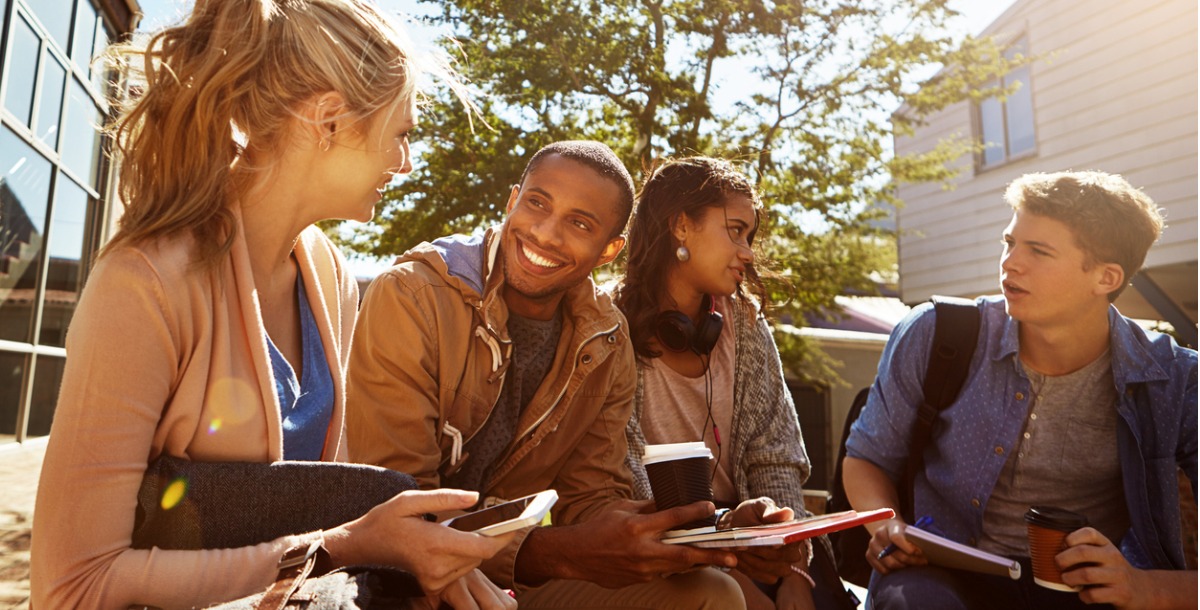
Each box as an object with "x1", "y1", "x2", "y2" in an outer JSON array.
[
  {"x1": 1005, "y1": 66, "x2": 1035, "y2": 156},
  {"x1": 70, "y1": 0, "x2": 98, "y2": 71},
  {"x1": 979, "y1": 95, "x2": 1005, "y2": 167},
  {"x1": 0, "y1": 352, "x2": 27, "y2": 440},
  {"x1": 29, "y1": 0, "x2": 74, "y2": 53},
  {"x1": 36, "y1": 56, "x2": 67, "y2": 148},
  {"x1": 28, "y1": 355, "x2": 65, "y2": 437},
  {"x1": 0, "y1": 127, "x2": 52, "y2": 344},
  {"x1": 61, "y1": 78, "x2": 101, "y2": 187},
  {"x1": 3, "y1": 14, "x2": 41, "y2": 127},
  {"x1": 40, "y1": 174, "x2": 91, "y2": 347},
  {"x1": 91, "y1": 25, "x2": 111, "y2": 92}
]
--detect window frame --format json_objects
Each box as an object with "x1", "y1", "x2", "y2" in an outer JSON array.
[
  {"x1": 973, "y1": 34, "x2": 1039, "y2": 173},
  {"x1": 0, "y1": 0, "x2": 117, "y2": 443}
]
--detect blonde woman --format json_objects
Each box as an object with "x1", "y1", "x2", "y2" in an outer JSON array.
[{"x1": 30, "y1": 1, "x2": 513, "y2": 608}]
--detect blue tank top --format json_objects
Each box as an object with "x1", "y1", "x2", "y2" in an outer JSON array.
[{"x1": 265, "y1": 275, "x2": 334, "y2": 461}]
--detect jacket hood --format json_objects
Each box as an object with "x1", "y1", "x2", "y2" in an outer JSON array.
[{"x1": 397, "y1": 226, "x2": 626, "y2": 338}]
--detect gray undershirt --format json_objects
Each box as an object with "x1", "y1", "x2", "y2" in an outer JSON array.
[
  {"x1": 443, "y1": 310, "x2": 562, "y2": 493},
  {"x1": 978, "y1": 349, "x2": 1130, "y2": 557}
]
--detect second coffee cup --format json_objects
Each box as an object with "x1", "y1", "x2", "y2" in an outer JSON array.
[
  {"x1": 1025, "y1": 505, "x2": 1089, "y2": 591},
  {"x1": 642, "y1": 442, "x2": 716, "y2": 531}
]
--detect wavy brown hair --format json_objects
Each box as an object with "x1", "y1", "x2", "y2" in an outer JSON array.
[
  {"x1": 103, "y1": 0, "x2": 468, "y2": 266},
  {"x1": 1005, "y1": 171, "x2": 1164, "y2": 301},
  {"x1": 616, "y1": 156, "x2": 768, "y2": 360}
]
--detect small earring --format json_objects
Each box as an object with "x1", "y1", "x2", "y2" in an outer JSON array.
[
  {"x1": 318, "y1": 138, "x2": 331, "y2": 152},
  {"x1": 676, "y1": 246, "x2": 690, "y2": 262}
]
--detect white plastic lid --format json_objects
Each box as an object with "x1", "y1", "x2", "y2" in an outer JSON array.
[{"x1": 641, "y1": 441, "x2": 713, "y2": 466}]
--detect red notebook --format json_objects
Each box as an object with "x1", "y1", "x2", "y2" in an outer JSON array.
[{"x1": 661, "y1": 508, "x2": 895, "y2": 548}]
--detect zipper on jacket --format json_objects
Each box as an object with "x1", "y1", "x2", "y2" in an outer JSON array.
[{"x1": 514, "y1": 322, "x2": 621, "y2": 442}]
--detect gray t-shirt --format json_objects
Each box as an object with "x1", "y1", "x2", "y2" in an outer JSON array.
[
  {"x1": 443, "y1": 310, "x2": 562, "y2": 493},
  {"x1": 978, "y1": 349, "x2": 1130, "y2": 557}
]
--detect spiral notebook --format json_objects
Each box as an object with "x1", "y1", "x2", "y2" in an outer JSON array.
[{"x1": 661, "y1": 508, "x2": 895, "y2": 548}]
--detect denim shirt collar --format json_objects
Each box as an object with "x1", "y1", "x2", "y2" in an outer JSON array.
[
  {"x1": 988, "y1": 299, "x2": 1169, "y2": 391},
  {"x1": 1107, "y1": 305, "x2": 1171, "y2": 388}
]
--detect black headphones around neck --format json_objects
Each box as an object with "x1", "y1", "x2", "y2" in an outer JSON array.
[{"x1": 655, "y1": 295, "x2": 724, "y2": 355}]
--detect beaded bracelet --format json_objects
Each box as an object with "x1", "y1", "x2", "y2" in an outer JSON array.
[{"x1": 789, "y1": 564, "x2": 816, "y2": 589}]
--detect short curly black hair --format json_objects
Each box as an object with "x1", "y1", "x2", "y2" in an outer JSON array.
[{"x1": 520, "y1": 141, "x2": 635, "y2": 239}]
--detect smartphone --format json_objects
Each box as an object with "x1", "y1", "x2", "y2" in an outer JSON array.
[{"x1": 442, "y1": 489, "x2": 558, "y2": 536}]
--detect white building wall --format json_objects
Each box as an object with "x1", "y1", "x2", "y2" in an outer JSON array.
[{"x1": 894, "y1": 0, "x2": 1198, "y2": 317}]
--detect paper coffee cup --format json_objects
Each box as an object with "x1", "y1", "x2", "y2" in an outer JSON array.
[
  {"x1": 1024, "y1": 505, "x2": 1088, "y2": 591},
  {"x1": 642, "y1": 442, "x2": 716, "y2": 530}
]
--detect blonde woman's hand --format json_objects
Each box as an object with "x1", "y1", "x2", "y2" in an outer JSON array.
[{"x1": 324, "y1": 489, "x2": 514, "y2": 595}]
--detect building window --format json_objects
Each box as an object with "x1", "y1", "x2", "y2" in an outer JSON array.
[
  {"x1": 976, "y1": 37, "x2": 1035, "y2": 170},
  {"x1": 0, "y1": 0, "x2": 123, "y2": 444}
]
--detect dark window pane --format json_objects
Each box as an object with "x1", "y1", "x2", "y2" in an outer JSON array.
[
  {"x1": 27, "y1": 354, "x2": 64, "y2": 437},
  {"x1": 978, "y1": 96, "x2": 1005, "y2": 167},
  {"x1": 3, "y1": 14, "x2": 41, "y2": 127},
  {"x1": 0, "y1": 127, "x2": 53, "y2": 344},
  {"x1": 36, "y1": 55, "x2": 68, "y2": 148},
  {"x1": 40, "y1": 174, "x2": 92, "y2": 347},
  {"x1": 0, "y1": 352, "x2": 27, "y2": 440},
  {"x1": 1005, "y1": 66, "x2": 1036, "y2": 156},
  {"x1": 61, "y1": 77, "x2": 101, "y2": 186},
  {"x1": 29, "y1": 0, "x2": 74, "y2": 52},
  {"x1": 70, "y1": 0, "x2": 98, "y2": 71}
]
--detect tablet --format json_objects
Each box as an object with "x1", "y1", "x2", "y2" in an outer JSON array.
[{"x1": 442, "y1": 489, "x2": 558, "y2": 536}]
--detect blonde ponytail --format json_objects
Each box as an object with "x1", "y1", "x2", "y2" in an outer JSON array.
[{"x1": 104, "y1": 0, "x2": 468, "y2": 266}]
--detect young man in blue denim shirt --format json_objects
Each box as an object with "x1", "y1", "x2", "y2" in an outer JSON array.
[{"x1": 843, "y1": 171, "x2": 1197, "y2": 609}]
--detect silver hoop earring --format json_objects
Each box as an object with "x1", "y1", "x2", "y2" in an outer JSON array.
[
  {"x1": 319, "y1": 138, "x2": 331, "y2": 152},
  {"x1": 676, "y1": 246, "x2": 690, "y2": 262}
]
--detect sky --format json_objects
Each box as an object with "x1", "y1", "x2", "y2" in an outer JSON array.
[
  {"x1": 131, "y1": 0, "x2": 1018, "y2": 276},
  {"x1": 135, "y1": 0, "x2": 1018, "y2": 35}
]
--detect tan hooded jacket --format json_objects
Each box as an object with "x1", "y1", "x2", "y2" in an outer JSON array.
[{"x1": 346, "y1": 227, "x2": 637, "y2": 587}]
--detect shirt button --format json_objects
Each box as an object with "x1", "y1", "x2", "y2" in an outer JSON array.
[
  {"x1": 1015, "y1": 392, "x2": 1025, "y2": 401},
  {"x1": 994, "y1": 446, "x2": 1004, "y2": 456},
  {"x1": 971, "y1": 498, "x2": 981, "y2": 508},
  {"x1": 1023, "y1": 432, "x2": 1031, "y2": 439},
  {"x1": 1030, "y1": 413, "x2": 1038, "y2": 420},
  {"x1": 1018, "y1": 452, "x2": 1025, "y2": 458}
]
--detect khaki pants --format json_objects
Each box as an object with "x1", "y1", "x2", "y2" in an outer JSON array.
[{"x1": 517, "y1": 568, "x2": 746, "y2": 610}]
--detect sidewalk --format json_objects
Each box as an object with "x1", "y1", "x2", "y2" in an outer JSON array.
[{"x1": 0, "y1": 438, "x2": 45, "y2": 610}]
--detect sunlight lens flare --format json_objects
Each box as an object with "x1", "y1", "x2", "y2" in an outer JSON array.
[{"x1": 161, "y1": 477, "x2": 188, "y2": 511}]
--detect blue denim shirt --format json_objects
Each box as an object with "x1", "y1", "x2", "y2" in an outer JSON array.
[{"x1": 846, "y1": 295, "x2": 1197, "y2": 570}]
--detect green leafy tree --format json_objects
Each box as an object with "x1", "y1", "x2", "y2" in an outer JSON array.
[{"x1": 341, "y1": 0, "x2": 1026, "y2": 384}]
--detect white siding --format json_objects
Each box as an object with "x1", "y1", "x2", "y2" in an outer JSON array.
[{"x1": 894, "y1": 0, "x2": 1198, "y2": 314}]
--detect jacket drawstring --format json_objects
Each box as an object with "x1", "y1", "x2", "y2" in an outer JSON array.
[
  {"x1": 476, "y1": 326, "x2": 502, "y2": 372},
  {"x1": 443, "y1": 422, "x2": 463, "y2": 467},
  {"x1": 476, "y1": 326, "x2": 512, "y2": 383}
]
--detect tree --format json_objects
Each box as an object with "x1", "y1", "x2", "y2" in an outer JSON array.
[{"x1": 341, "y1": 0, "x2": 1025, "y2": 383}]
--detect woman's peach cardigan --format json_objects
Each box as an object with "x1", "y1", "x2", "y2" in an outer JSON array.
[{"x1": 31, "y1": 215, "x2": 358, "y2": 609}]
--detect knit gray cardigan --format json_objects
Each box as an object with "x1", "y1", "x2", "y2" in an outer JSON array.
[{"x1": 625, "y1": 294, "x2": 812, "y2": 515}]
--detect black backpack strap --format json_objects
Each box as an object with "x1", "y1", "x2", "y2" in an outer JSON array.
[{"x1": 901, "y1": 295, "x2": 980, "y2": 518}]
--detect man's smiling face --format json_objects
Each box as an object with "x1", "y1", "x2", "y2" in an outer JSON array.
[{"x1": 500, "y1": 154, "x2": 626, "y2": 319}]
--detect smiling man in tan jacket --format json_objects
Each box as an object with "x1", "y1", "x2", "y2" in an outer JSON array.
[{"x1": 346, "y1": 141, "x2": 746, "y2": 609}]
